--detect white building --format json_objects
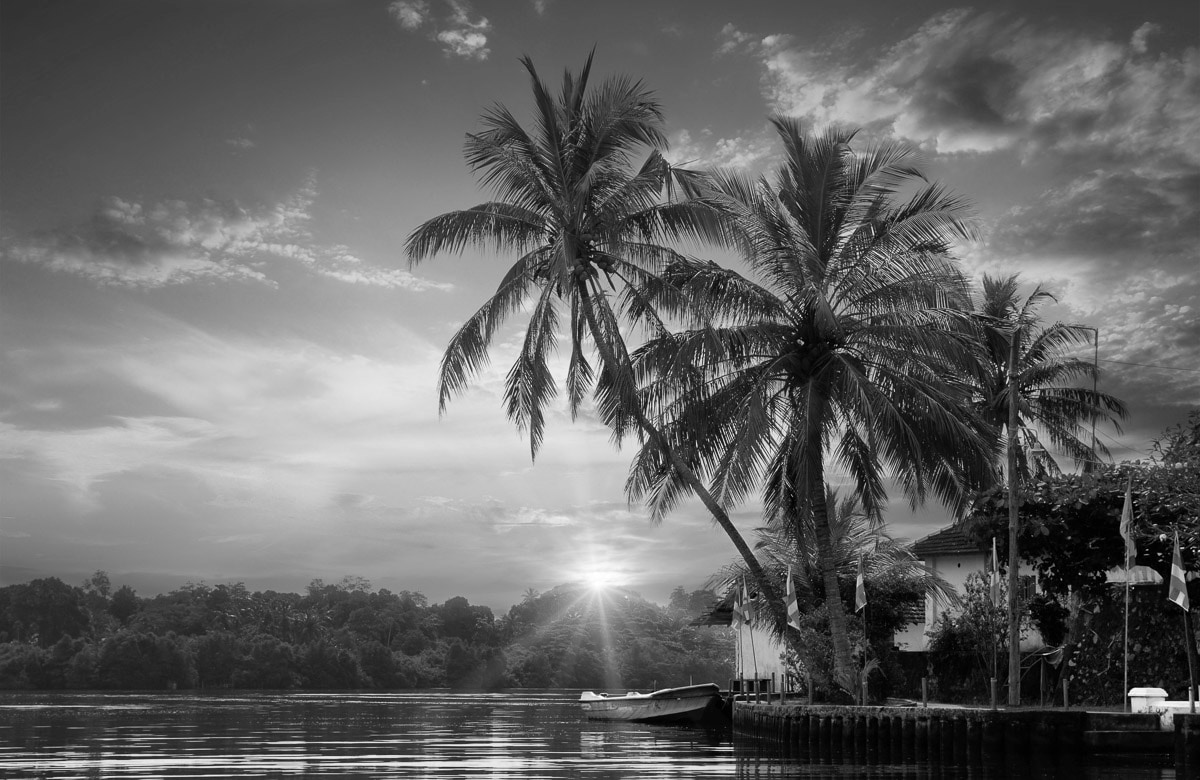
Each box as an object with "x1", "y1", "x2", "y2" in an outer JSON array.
[{"x1": 902, "y1": 524, "x2": 1042, "y2": 652}]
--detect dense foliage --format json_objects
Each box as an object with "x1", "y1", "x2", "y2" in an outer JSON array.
[
  {"x1": 955, "y1": 410, "x2": 1200, "y2": 701},
  {"x1": 0, "y1": 576, "x2": 732, "y2": 691}
]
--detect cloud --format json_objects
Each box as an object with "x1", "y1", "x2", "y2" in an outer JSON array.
[
  {"x1": 716, "y1": 23, "x2": 756, "y2": 56},
  {"x1": 1, "y1": 179, "x2": 451, "y2": 292},
  {"x1": 388, "y1": 0, "x2": 429, "y2": 30},
  {"x1": 225, "y1": 137, "x2": 256, "y2": 150},
  {"x1": 667, "y1": 128, "x2": 777, "y2": 171},
  {"x1": 727, "y1": 9, "x2": 1199, "y2": 416},
  {"x1": 389, "y1": 0, "x2": 490, "y2": 61},
  {"x1": 744, "y1": 10, "x2": 1199, "y2": 162}
]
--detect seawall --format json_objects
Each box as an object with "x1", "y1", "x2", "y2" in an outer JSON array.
[{"x1": 732, "y1": 702, "x2": 1197, "y2": 774}]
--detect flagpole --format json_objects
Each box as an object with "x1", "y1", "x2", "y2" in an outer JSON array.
[
  {"x1": 991, "y1": 537, "x2": 1000, "y2": 709},
  {"x1": 1124, "y1": 575, "x2": 1131, "y2": 711},
  {"x1": 1122, "y1": 476, "x2": 1133, "y2": 712},
  {"x1": 1169, "y1": 530, "x2": 1194, "y2": 712},
  {"x1": 748, "y1": 609, "x2": 759, "y2": 702},
  {"x1": 1185, "y1": 609, "x2": 1196, "y2": 715}
]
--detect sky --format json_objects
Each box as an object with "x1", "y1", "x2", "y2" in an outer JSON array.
[{"x1": 1, "y1": 0, "x2": 1197, "y2": 613}]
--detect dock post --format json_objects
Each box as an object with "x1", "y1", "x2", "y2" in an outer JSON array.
[
  {"x1": 940, "y1": 716, "x2": 955, "y2": 764},
  {"x1": 901, "y1": 716, "x2": 916, "y2": 763},
  {"x1": 966, "y1": 717, "x2": 983, "y2": 765},
  {"x1": 878, "y1": 715, "x2": 893, "y2": 764},
  {"x1": 914, "y1": 714, "x2": 929, "y2": 763},
  {"x1": 889, "y1": 714, "x2": 903, "y2": 762},
  {"x1": 1005, "y1": 715, "x2": 1029, "y2": 775},
  {"x1": 953, "y1": 716, "x2": 968, "y2": 764},
  {"x1": 1176, "y1": 714, "x2": 1200, "y2": 776},
  {"x1": 981, "y1": 714, "x2": 1003, "y2": 766},
  {"x1": 796, "y1": 711, "x2": 810, "y2": 756},
  {"x1": 831, "y1": 715, "x2": 845, "y2": 761}
]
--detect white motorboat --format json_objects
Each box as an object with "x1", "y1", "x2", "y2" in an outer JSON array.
[{"x1": 579, "y1": 683, "x2": 723, "y2": 723}]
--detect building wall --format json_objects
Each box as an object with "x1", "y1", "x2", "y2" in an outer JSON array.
[
  {"x1": 906, "y1": 552, "x2": 1043, "y2": 652},
  {"x1": 734, "y1": 624, "x2": 786, "y2": 689}
]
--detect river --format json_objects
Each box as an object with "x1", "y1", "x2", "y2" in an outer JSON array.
[{"x1": 0, "y1": 690, "x2": 1176, "y2": 778}]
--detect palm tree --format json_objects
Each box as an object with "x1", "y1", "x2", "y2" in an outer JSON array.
[
  {"x1": 967, "y1": 273, "x2": 1127, "y2": 705},
  {"x1": 970, "y1": 274, "x2": 1127, "y2": 479},
  {"x1": 404, "y1": 53, "x2": 787, "y2": 622},
  {"x1": 629, "y1": 118, "x2": 993, "y2": 690}
]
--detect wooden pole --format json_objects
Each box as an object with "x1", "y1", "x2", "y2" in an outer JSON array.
[
  {"x1": 1186, "y1": 608, "x2": 1198, "y2": 714},
  {"x1": 1007, "y1": 330, "x2": 1022, "y2": 707}
]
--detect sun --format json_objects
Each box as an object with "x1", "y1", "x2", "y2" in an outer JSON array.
[{"x1": 581, "y1": 569, "x2": 620, "y2": 592}]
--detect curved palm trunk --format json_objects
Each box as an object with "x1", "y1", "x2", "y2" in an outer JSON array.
[
  {"x1": 802, "y1": 421, "x2": 855, "y2": 692},
  {"x1": 577, "y1": 286, "x2": 786, "y2": 629}
]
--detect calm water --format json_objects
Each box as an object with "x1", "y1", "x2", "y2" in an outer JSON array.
[{"x1": 0, "y1": 691, "x2": 1175, "y2": 779}]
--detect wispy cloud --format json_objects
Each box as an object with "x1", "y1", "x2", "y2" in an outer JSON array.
[
  {"x1": 716, "y1": 23, "x2": 755, "y2": 56},
  {"x1": 389, "y1": 0, "x2": 491, "y2": 61},
  {"x1": 667, "y1": 128, "x2": 777, "y2": 171},
  {"x1": 1, "y1": 178, "x2": 450, "y2": 292}
]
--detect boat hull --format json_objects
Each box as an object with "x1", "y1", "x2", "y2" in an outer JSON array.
[{"x1": 579, "y1": 683, "x2": 722, "y2": 724}]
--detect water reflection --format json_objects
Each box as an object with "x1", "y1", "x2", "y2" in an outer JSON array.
[{"x1": 0, "y1": 692, "x2": 1177, "y2": 779}]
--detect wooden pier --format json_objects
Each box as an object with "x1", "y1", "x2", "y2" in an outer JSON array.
[{"x1": 732, "y1": 702, "x2": 1199, "y2": 774}]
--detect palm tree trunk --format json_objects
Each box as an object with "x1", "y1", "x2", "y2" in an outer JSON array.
[
  {"x1": 1007, "y1": 332, "x2": 1022, "y2": 706},
  {"x1": 576, "y1": 286, "x2": 787, "y2": 628},
  {"x1": 802, "y1": 423, "x2": 855, "y2": 693}
]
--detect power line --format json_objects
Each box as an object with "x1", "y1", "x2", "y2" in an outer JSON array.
[{"x1": 1098, "y1": 358, "x2": 1200, "y2": 373}]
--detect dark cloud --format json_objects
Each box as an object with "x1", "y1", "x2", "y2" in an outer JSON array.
[{"x1": 991, "y1": 169, "x2": 1200, "y2": 264}]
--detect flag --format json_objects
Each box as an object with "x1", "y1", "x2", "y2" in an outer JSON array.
[
  {"x1": 742, "y1": 578, "x2": 754, "y2": 627},
  {"x1": 990, "y1": 537, "x2": 1001, "y2": 608},
  {"x1": 855, "y1": 555, "x2": 867, "y2": 613},
  {"x1": 786, "y1": 566, "x2": 801, "y2": 631},
  {"x1": 730, "y1": 582, "x2": 746, "y2": 629},
  {"x1": 1120, "y1": 477, "x2": 1137, "y2": 570},
  {"x1": 1169, "y1": 530, "x2": 1190, "y2": 611}
]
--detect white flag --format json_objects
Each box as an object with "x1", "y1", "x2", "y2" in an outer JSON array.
[
  {"x1": 855, "y1": 556, "x2": 867, "y2": 613},
  {"x1": 786, "y1": 566, "x2": 801, "y2": 630}
]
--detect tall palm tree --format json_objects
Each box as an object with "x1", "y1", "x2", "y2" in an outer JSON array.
[
  {"x1": 970, "y1": 274, "x2": 1127, "y2": 479},
  {"x1": 629, "y1": 118, "x2": 993, "y2": 690},
  {"x1": 404, "y1": 53, "x2": 787, "y2": 622},
  {"x1": 967, "y1": 273, "x2": 1127, "y2": 704}
]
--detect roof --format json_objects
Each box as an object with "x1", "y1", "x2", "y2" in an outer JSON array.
[{"x1": 910, "y1": 524, "x2": 986, "y2": 558}]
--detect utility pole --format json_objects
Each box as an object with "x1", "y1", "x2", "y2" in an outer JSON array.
[{"x1": 1007, "y1": 327, "x2": 1022, "y2": 707}]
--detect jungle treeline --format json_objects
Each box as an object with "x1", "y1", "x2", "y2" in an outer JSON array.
[{"x1": 0, "y1": 574, "x2": 732, "y2": 691}]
